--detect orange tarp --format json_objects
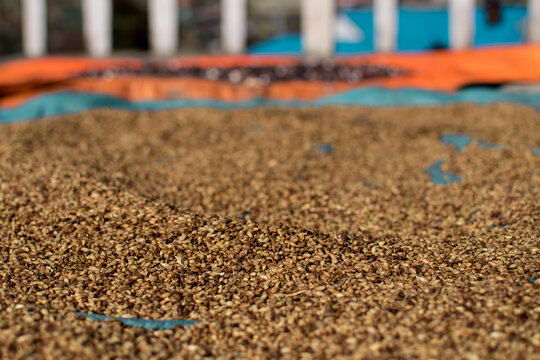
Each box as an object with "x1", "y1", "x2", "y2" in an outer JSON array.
[{"x1": 1, "y1": 45, "x2": 540, "y2": 107}]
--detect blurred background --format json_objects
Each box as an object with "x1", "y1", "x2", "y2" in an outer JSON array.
[{"x1": 0, "y1": 0, "x2": 530, "y2": 57}]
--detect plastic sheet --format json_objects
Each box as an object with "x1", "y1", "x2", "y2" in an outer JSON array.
[
  {"x1": 76, "y1": 313, "x2": 197, "y2": 330},
  {"x1": 2, "y1": 87, "x2": 540, "y2": 124},
  {"x1": 2, "y1": 45, "x2": 540, "y2": 107}
]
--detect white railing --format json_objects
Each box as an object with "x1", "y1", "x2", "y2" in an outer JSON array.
[
  {"x1": 82, "y1": 0, "x2": 112, "y2": 57},
  {"x1": 20, "y1": 0, "x2": 540, "y2": 59}
]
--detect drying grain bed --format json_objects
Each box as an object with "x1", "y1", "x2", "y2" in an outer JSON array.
[{"x1": 0, "y1": 104, "x2": 539, "y2": 359}]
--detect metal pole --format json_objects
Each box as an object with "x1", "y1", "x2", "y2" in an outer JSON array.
[
  {"x1": 374, "y1": 0, "x2": 398, "y2": 53},
  {"x1": 221, "y1": 0, "x2": 247, "y2": 54},
  {"x1": 22, "y1": 0, "x2": 47, "y2": 57},
  {"x1": 449, "y1": 0, "x2": 476, "y2": 50},
  {"x1": 82, "y1": 0, "x2": 112, "y2": 57},
  {"x1": 529, "y1": 0, "x2": 540, "y2": 42},
  {"x1": 149, "y1": 0, "x2": 179, "y2": 56},
  {"x1": 301, "y1": 0, "x2": 336, "y2": 59}
]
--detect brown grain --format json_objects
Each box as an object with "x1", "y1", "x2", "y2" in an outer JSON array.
[{"x1": 0, "y1": 104, "x2": 538, "y2": 359}]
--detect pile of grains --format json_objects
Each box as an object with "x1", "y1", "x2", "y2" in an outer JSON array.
[
  {"x1": 0, "y1": 104, "x2": 538, "y2": 359},
  {"x1": 80, "y1": 61, "x2": 404, "y2": 84}
]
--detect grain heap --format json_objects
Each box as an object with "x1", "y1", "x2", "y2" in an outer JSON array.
[
  {"x1": 0, "y1": 104, "x2": 539, "y2": 359},
  {"x1": 80, "y1": 61, "x2": 403, "y2": 84}
]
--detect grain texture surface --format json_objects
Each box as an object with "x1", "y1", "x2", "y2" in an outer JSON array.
[{"x1": 0, "y1": 104, "x2": 539, "y2": 359}]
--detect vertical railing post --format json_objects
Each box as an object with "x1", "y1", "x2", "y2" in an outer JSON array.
[
  {"x1": 149, "y1": 0, "x2": 179, "y2": 56},
  {"x1": 449, "y1": 0, "x2": 476, "y2": 50},
  {"x1": 22, "y1": 0, "x2": 47, "y2": 57},
  {"x1": 221, "y1": 0, "x2": 247, "y2": 54},
  {"x1": 82, "y1": 0, "x2": 112, "y2": 57},
  {"x1": 374, "y1": 0, "x2": 398, "y2": 53},
  {"x1": 301, "y1": 0, "x2": 336, "y2": 59},
  {"x1": 529, "y1": 0, "x2": 540, "y2": 42}
]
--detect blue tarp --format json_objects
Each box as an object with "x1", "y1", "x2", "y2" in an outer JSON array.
[
  {"x1": 1, "y1": 87, "x2": 539, "y2": 123},
  {"x1": 77, "y1": 313, "x2": 197, "y2": 330},
  {"x1": 249, "y1": 5, "x2": 527, "y2": 55}
]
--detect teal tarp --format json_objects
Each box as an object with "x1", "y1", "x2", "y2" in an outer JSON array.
[
  {"x1": 1, "y1": 87, "x2": 539, "y2": 123},
  {"x1": 250, "y1": 6, "x2": 527, "y2": 55}
]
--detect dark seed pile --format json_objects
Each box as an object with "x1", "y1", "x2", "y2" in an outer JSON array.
[
  {"x1": 80, "y1": 61, "x2": 404, "y2": 84},
  {"x1": 0, "y1": 104, "x2": 539, "y2": 359}
]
